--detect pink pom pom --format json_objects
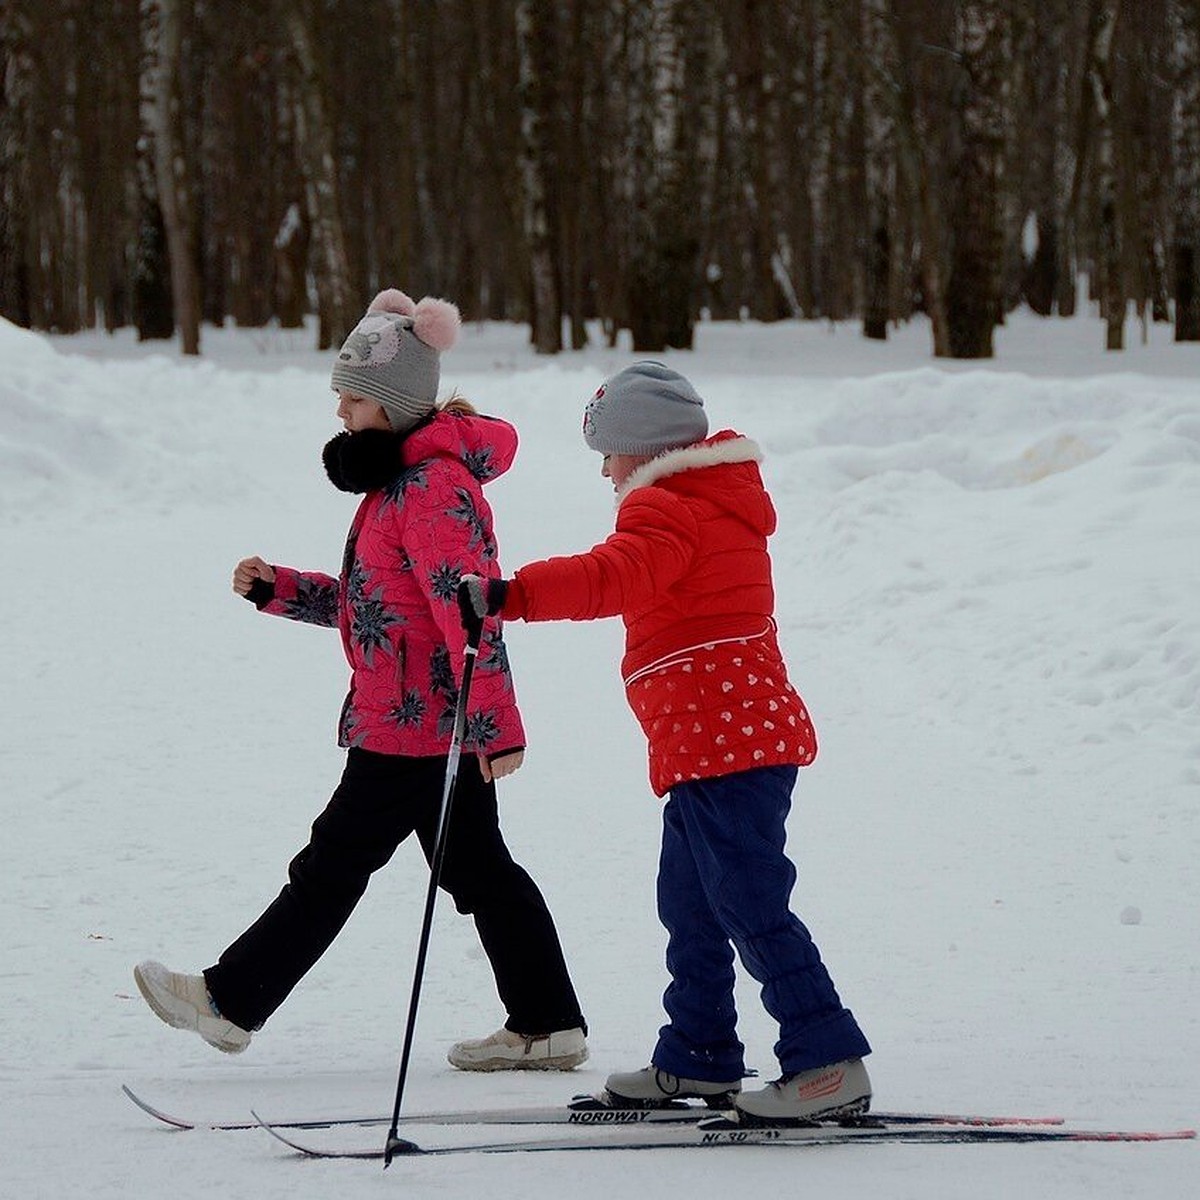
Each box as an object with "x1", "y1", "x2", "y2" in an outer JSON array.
[
  {"x1": 412, "y1": 297, "x2": 461, "y2": 352},
  {"x1": 368, "y1": 288, "x2": 416, "y2": 317}
]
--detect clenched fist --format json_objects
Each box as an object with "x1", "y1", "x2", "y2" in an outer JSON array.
[{"x1": 233, "y1": 556, "x2": 276, "y2": 596}]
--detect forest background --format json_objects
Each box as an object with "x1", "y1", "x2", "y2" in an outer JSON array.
[{"x1": 2, "y1": 0, "x2": 1199, "y2": 360}]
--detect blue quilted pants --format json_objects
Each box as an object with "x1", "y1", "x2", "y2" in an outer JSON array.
[{"x1": 651, "y1": 765, "x2": 870, "y2": 1082}]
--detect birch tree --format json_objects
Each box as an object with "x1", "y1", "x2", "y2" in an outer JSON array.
[
  {"x1": 623, "y1": 0, "x2": 710, "y2": 351},
  {"x1": 721, "y1": 0, "x2": 785, "y2": 320},
  {"x1": 1019, "y1": 0, "x2": 1073, "y2": 316},
  {"x1": 4, "y1": 0, "x2": 1200, "y2": 356},
  {"x1": 141, "y1": 0, "x2": 200, "y2": 354},
  {"x1": 515, "y1": 0, "x2": 562, "y2": 353},
  {"x1": 280, "y1": 0, "x2": 356, "y2": 348},
  {"x1": 1081, "y1": 0, "x2": 1124, "y2": 349}
]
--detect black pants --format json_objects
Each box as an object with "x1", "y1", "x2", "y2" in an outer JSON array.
[{"x1": 204, "y1": 748, "x2": 585, "y2": 1036}]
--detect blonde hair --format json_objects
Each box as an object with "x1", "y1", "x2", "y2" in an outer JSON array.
[{"x1": 437, "y1": 391, "x2": 477, "y2": 416}]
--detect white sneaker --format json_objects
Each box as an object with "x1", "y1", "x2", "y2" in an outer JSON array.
[
  {"x1": 448, "y1": 1026, "x2": 588, "y2": 1071},
  {"x1": 604, "y1": 1066, "x2": 741, "y2": 1108},
  {"x1": 734, "y1": 1059, "x2": 871, "y2": 1124},
  {"x1": 133, "y1": 960, "x2": 252, "y2": 1054}
]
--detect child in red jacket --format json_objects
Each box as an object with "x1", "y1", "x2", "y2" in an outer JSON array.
[{"x1": 460, "y1": 362, "x2": 871, "y2": 1125}]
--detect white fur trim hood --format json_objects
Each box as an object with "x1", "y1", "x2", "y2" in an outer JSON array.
[{"x1": 614, "y1": 436, "x2": 764, "y2": 507}]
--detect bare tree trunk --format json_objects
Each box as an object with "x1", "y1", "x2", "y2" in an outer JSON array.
[
  {"x1": 377, "y1": 0, "x2": 417, "y2": 294},
  {"x1": 134, "y1": 3, "x2": 173, "y2": 342},
  {"x1": 819, "y1": 3, "x2": 864, "y2": 322},
  {"x1": 53, "y1": 6, "x2": 89, "y2": 332},
  {"x1": 723, "y1": 0, "x2": 783, "y2": 321},
  {"x1": 1173, "y1": 0, "x2": 1200, "y2": 341},
  {"x1": 7, "y1": 0, "x2": 1200, "y2": 352},
  {"x1": 1117, "y1": 3, "x2": 1170, "y2": 333},
  {"x1": 888, "y1": 1, "x2": 951, "y2": 356},
  {"x1": 273, "y1": 199, "x2": 310, "y2": 328},
  {"x1": 142, "y1": 0, "x2": 200, "y2": 354},
  {"x1": 625, "y1": 0, "x2": 707, "y2": 352},
  {"x1": 0, "y1": 5, "x2": 31, "y2": 325},
  {"x1": 1083, "y1": 0, "x2": 1124, "y2": 349},
  {"x1": 587, "y1": 1, "x2": 630, "y2": 343},
  {"x1": 1055, "y1": 1, "x2": 1096, "y2": 318},
  {"x1": 861, "y1": 0, "x2": 894, "y2": 340},
  {"x1": 6, "y1": 0, "x2": 88, "y2": 333},
  {"x1": 280, "y1": 0, "x2": 356, "y2": 348},
  {"x1": 769, "y1": 0, "x2": 818, "y2": 318},
  {"x1": 560, "y1": 0, "x2": 591, "y2": 349},
  {"x1": 1020, "y1": 1, "x2": 1067, "y2": 316},
  {"x1": 944, "y1": 2, "x2": 1007, "y2": 359},
  {"x1": 515, "y1": 0, "x2": 561, "y2": 353},
  {"x1": 83, "y1": 0, "x2": 140, "y2": 333}
]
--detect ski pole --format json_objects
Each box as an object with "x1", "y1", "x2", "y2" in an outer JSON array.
[{"x1": 383, "y1": 612, "x2": 485, "y2": 1168}]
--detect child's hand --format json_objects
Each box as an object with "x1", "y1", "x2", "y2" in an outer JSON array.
[
  {"x1": 457, "y1": 574, "x2": 510, "y2": 644},
  {"x1": 457, "y1": 574, "x2": 509, "y2": 620},
  {"x1": 478, "y1": 749, "x2": 525, "y2": 782},
  {"x1": 233, "y1": 556, "x2": 275, "y2": 596}
]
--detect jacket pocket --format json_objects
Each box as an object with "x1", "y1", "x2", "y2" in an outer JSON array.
[{"x1": 393, "y1": 633, "x2": 407, "y2": 687}]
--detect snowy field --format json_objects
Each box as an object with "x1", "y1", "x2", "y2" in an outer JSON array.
[{"x1": 1, "y1": 308, "x2": 1197, "y2": 1198}]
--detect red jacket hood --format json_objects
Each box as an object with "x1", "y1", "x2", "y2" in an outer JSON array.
[
  {"x1": 615, "y1": 430, "x2": 775, "y2": 537},
  {"x1": 401, "y1": 409, "x2": 519, "y2": 483}
]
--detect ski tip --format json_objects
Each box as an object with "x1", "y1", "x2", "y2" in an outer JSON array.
[
  {"x1": 252, "y1": 1108, "x2": 397, "y2": 1161},
  {"x1": 1082, "y1": 1128, "x2": 1197, "y2": 1143},
  {"x1": 121, "y1": 1084, "x2": 195, "y2": 1130},
  {"x1": 250, "y1": 1108, "x2": 309, "y2": 1156}
]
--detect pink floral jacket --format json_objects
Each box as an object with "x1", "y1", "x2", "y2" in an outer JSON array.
[{"x1": 260, "y1": 411, "x2": 525, "y2": 757}]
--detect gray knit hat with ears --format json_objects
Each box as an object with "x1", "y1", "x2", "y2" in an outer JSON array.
[
  {"x1": 582, "y1": 361, "x2": 708, "y2": 456},
  {"x1": 331, "y1": 289, "x2": 461, "y2": 433}
]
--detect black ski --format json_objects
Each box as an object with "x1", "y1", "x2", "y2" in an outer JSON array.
[
  {"x1": 121, "y1": 1083, "x2": 1066, "y2": 1133},
  {"x1": 250, "y1": 1110, "x2": 1196, "y2": 1161}
]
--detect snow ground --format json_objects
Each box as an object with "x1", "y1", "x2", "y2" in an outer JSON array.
[{"x1": 1, "y1": 308, "x2": 1196, "y2": 1198}]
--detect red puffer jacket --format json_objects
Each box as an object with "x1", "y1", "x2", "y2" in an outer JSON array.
[
  {"x1": 262, "y1": 410, "x2": 525, "y2": 758},
  {"x1": 502, "y1": 430, "x2": 816, "y2": 796}
]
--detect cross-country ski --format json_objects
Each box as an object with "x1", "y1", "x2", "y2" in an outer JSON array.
[
  {"x1": 120, "y1": 1083, "x2": 1069, "y2": 1134},
  {"x1": 249, "y1": 1111, "x2": 1196, "y2": 1161}
]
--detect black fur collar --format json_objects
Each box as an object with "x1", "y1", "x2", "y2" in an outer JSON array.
[{"x1": 322, "y1": 429, "x2": 405, "y2": 493}]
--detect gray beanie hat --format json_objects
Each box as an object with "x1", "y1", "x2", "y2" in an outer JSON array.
[
  {"x1": 582, "y1": 361, "x2": 708, "y2": 456},
  {"x1": 330, "y1": 288, "x2": 461, "y2": 433}
]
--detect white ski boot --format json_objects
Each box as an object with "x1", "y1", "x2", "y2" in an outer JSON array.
[
  {"x1": 734, "y1": 1059, "x2": 871, "y2": 1124},
  {"x1": 603, "y1": 1066, "x2": 741, "y2": 1109}
]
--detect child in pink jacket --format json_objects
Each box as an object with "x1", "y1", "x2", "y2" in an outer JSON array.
[{"x1": 134, "y1": 290, "x2": 585, "y2": 1073}]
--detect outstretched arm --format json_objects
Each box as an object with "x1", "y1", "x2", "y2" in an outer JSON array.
[
  {"x1": 233, "y1": 555, "x2": 339, "y2": 627},
  {"x1": 502, "y1": 487, "x2": 699, "y2": 623}
]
